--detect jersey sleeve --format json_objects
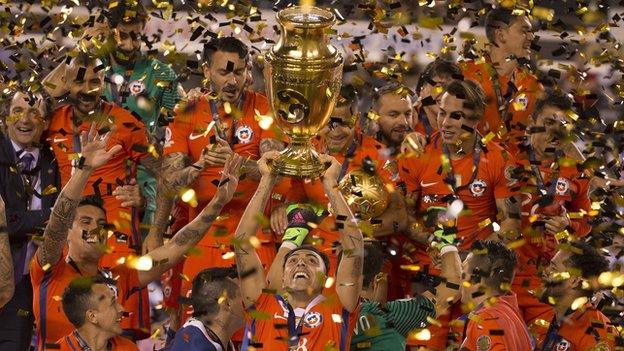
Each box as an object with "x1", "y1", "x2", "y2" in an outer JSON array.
[
  {"x1": 491, "y1": 150, "x2": 517, "y2": 199},
  {"x1": 384, "y1": 297, "x2": 436, "y2": 337},
  {"x1": 163, "y1": 105, "x2": 194, "y2": 156},
  {"x1": 568, "y1": 177, "x2": 591, "y2": 237},
  {"x1": 460, "y1": 314, "x2": 509, "y2": 351},
  {"x1": 574, "y1": 313, "x2": 619, "y2": 351}
]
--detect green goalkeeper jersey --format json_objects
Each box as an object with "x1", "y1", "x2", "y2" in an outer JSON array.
[{"x1": 351, "y1": 296, "x2": 435, "y2": 350}]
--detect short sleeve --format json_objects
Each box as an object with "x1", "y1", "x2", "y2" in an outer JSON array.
[
  {"x1": 163, "y1": 106, "x2": 194, "y2": 156},
  {"x1": 460, "y1": 315, "x2": 508, "y2": 351},
  {"x1": 30, "y1": 253, "x2": 64, "y2": 284},
  {"x1": 491, "y1": 151, "x2": 517, "y2": 199}
]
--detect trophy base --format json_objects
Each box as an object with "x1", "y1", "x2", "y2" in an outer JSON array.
[{"x1": 272, "y1": 139, "x2": 326, "y2": 178}]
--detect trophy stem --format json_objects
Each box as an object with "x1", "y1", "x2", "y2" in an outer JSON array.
[{"x1": 272, "y1": 137, "x2": 325, "y2": 178}]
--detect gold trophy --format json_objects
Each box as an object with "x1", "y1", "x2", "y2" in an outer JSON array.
[{"x1": 264, "y1": 6, "x2": 343, "y2": 178}]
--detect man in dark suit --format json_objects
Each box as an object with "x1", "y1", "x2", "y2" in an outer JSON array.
[{"x1": 0, "y1": 87, "x2": 60, "y2": 351}]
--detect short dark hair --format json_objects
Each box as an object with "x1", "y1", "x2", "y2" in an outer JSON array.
[
  {"x1": 371, "y1": 82, "x2": 412, "y2": 111},
  {"x1": 565, "y1": 241, "x2": 609, "y2": 279},
  {"x1": 443, "y1": 79, "x2": 487, "y2": 120},
  {"x1": 283, "y1": 245, "x2": 331, "y2": 275},
  {"x1": 336, "y1": 84, "x2": 359, "y2": 115},
  {"x1": 78, "y1": 195, "x2": 106, "y2": 216},
  {"x1": 106, "y1": 0, "x2": 149, "y2": 28},
  {"x1": 362, "y1": 241, "x2": 386, "y2": 287},
  {"x1": 190, "y1": 267, "x2": 239, "y2": 318},
  {"x1": 532, "y1": 90, "x2": 575, "y2": 121},
  {"x1": 484, "y1": 7, "x2": 526, "y2": 44},
  {"x1": 202, "y1": 36, "x2": 249, "y2": 66},
  {"x1": 71, "y1": 51, "x2": 103, "y2": 69},
  {"x1": 470, "y1": 240, "x2": 517, "y2": 290},
  {"x1": 62, "y1": 275, "x2": 117, "y2": 328},
  {"x1": 5, "y1": 86, "x2": 54, "y2": 119},
  {"x1": 415, "y1": 59, "x2": 462, "y2": 95}
]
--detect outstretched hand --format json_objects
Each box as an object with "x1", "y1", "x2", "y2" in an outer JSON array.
[
  {"x1": 213, "y1": 153, "x2": 244, "y2": 204},
  {"x1": 80, "y1": 123, "x2": 122, "y2": 170}
]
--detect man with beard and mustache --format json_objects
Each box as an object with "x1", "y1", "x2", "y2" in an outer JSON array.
[
  {"x1": 398, "y1": 80, "x2": 521, "y2": 350},
  {"x1": 459, "y1": 240, "x2": 533, "y2": 351},
  {"x1": 370, "y1": 82, "x2": 414, "y2": 158},
  {"x1": 537, "y1": 241, "x2": 620, "y2": 350},
  {"x1": 146, "y1": 36, "x2": 283, "y2": 325},
  {"x1": 41, "y1": 52, "x2": 157, "y2": 337},
  {"x1": 233, "y1": 152, "x2": 363, "y2": 351},
  {"x1": 460, "y1": 6, "x2": 544, "y2": 155},
  {"x1": 510, "y1": 91, "x2": 594, "y2": 335}
]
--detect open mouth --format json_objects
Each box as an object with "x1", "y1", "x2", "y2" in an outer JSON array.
[
  {"x1": 293, "y1": 271, "x2": 310, "y2": 280},
  {"x1": 16, "y1": 126, "x2": 34, "y2": 135}
]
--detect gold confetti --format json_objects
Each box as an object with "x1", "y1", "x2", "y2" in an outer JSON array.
[
  {"x1": 477, "y1": 218, "x2": 492, "y2": 229},
  {"x1": 42, "y1": 185, "x2": 58, "y2": 195},
  {"x1": 571, "y1": 296, "x2": 588, "y2": 310},
  {"x1": 532, "y1": 6, "x2": 554, "y2": 21},
  {"x1": 331, "y1": 314, "x2": 343, "y2": 323},
  {"x1": 409, "y1": 328, "x2": 431, "y2": 341},
  {"x1": 222, "y1": 251, "x2": 235, "y2": 260}
]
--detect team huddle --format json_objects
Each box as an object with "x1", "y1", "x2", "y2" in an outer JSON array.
[{"x1": 0, "y1": 1, "x2": 623, "y2": 351}]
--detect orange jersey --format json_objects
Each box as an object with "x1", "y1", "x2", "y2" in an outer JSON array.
[
  {"x1": 398, "y1": 133, "x2": 515, "y2": 250},
  {"x1": 30, "y1": 254, "x2": 142, "y2": 350},
  {"x1": 163, "y1": 91, "x2": 272, "y2": 246},
  {"x1": 414, "y1": 106, "x2": 438, "y2": 138},
  {"x1": 536, "y1": 305, "x2": 620, "y2": 351},
  {"x1": 460, "y1": 59, "x2": 544, "y2": 154},
  {"x1": 244, "y1": 293, "x2": 359, "y2": 351},
  {"x1": 56, "y1": 332, "x2": 138, "y2": 351},
  {"x1": 460, "y1": 294, "x2": 534, "y2": 351},
  {"x1": 45, "y1": 103, "x2": 149, "y2": 258},
  {"x1": 513, "y1": 158, "x2": 591, "y2": 284}
]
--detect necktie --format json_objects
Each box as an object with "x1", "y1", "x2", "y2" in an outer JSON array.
[{"x1": 20, "y1": 152, "x2": 36, "y2": 188}]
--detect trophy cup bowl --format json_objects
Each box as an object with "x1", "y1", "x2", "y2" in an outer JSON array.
[{"x1": 264, "y1": 6, "x2": 343, "y2": 178}]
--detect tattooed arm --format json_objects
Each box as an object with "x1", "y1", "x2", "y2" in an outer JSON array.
[
  {"x1": 495, "y1": 196, "x2": 521, "y2": 242},
  {"x1": 138, "y1": 155, "x2": 243, "y2": 287},
  {"x1": 37, "y1": 125, "x2": 122, "y2": 267},
  {"x1": 0, "y1": 195, "x2": 15, "y2": 308},
  {"x1": 235, "y1": 152, "x2": 279, "y2": 307},
  {"x1": 241, "y1": 138, "x2": 286, "y2": 181},
  {"x1": 143, "y1": 151, "x2": 207, "y2": 253},
  {"x1": 319, "y1": 155, "x2": 364, "y2": 313}
]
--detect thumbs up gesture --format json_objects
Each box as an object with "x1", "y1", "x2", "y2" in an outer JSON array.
[{"x1": 201, "y1": 133, "x2": 234, "y2": 167}]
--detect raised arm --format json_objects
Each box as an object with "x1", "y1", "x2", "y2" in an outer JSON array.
[
  {"x1": 137, "y1": 154, "x2": 243, "y2": 286},
  {"x1": 142, "y1": 151, "x2": 208, "y2": 253},
  {"x1": 36, "y1": 125, "x2": 122, "y2": 267},
  {"x1": 319, "y1": 154, "x2": 364, "y2": 313},
  {"x1": 495, "y1": 196, "x2": 522, "y2": 242},
  {"x1": 0, "y1": 194, "x2": 15, "y2": 308},
  {"x1": 422, "y1": 246, "x2": 462, "y2": 316},
  {"x1": 234, "y1": 152, "x2": 279, "y2": 307}
]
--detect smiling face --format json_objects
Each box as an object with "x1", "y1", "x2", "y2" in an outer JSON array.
[
  {"x1": 67, "y1": 204, "x2": 108, "y2": 262},
  {"x1": 320, "y1": 104, "x2": 356, "y2": 153},
  {"x1": 204, "y1": 51, "x2": 248, "y2": 103},
  {"x1": 541, "y1": 250, "x2": 576, "y2": 303},
  {"x1": 282, "y1": 249, "x2": 327, "y2": 295},
  {"x1": 529, "y1": 105, "x2": 572, "y2": 156},
  {"x1": 375, "y1": 93, "x2": 413, "y2": 147},
  {"x1": 438, "y1": 92, "x2": 480, "y2": 147},
  {"x1": 6, "y1": 91, "x2": 49, "y2": 149},
  {"x1": 89, "y1": 283, "x2": 124, "y2": 336},
  {"x1": 498, "y1": 16, "x2": 534, "y2": 59},
  {"x1": 68, "y1": 62, "x2": 104, "y2": 116}
]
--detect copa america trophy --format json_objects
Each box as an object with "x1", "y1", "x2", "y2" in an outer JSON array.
[{"x1": 264, "y1": 6, "x2": 344, "y2": 178}]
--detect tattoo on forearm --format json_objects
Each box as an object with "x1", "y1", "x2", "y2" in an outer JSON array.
[
  {"x1": 350, "y1": 256, "x2": 363, "y2": 277},
  {"x1": 172, "y1": 228, "x2": 202, "y2": 247},
  {"x1": 40, "y1": 194, "x2": 79, "y2": 264},
  {"x1": 259, "y1": 138, "x2": 286, "y2": 154},
  {"x1": 171, "y1": 207, "x2": 221, "y2": 247},
  {"x1": 0, "y1": 235, "x2": 13, "y2": 288},
  {"x1": 140, "y1": 155, "x2": 162, "y2": 175}
]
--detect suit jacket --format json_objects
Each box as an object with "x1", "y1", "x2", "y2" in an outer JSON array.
[{"x1": 0, "y1": 132, "x2": 61, "y2": 280}]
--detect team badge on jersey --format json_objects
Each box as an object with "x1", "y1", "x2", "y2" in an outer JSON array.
[
  {"x1": 476, "y1": 335, "x2": 491, "y2": 351},
  {"x1": 236, "y1": 125, "x2": 253, "y2": 144},
  {"x1": 303, "y1": 312, "x2": 322, "y2": 328},
  {"x1": 555, "y1": 177, "x2": 569, "y2": 196},
  {"x1": 514, "y1": 94, "x2": 529, "y2": 111},
  {"x1": 556, "y1": 339, "x2": 570, "y2": 351},
  {"x1": 129, "y1": 80, "x2": 146, "y2": 95},
  {"x1": 469, "y1": 179, "x2": 487, "y2": 197}
]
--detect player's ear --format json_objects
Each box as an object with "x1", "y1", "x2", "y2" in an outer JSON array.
[
  {"x1": 202, "y1": 62, "x2": 211, "y2": 81},
  {"x1": 86, "y1": 308, "x2": 98, "y2": 325},
  {"x1": 495, "y1": 26, "x2": 507, "y2": 46}
]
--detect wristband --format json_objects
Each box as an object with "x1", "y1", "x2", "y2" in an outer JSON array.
[
  {"x1": 279, "y1": 241, "x2": 298, "y2": 251},
  {"x1": 433, "y1": 228, "x2": 456, "y2": 250},
  {"x1": 282, "y1": 227, "x2": 309, "y2": 246}
]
